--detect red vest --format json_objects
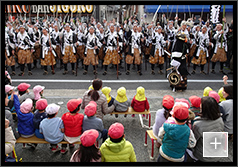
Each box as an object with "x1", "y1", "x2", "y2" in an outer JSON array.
[{"x1": 62, "y1": 112, "x2": 84, "y2": 137}]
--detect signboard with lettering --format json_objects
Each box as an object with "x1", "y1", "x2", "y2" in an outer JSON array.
[{"x1": 5, "y1": 5, "x2": 94, "y2": 14}]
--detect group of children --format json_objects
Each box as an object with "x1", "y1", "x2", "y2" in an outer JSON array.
[
  {"x1": 101, "y1": 85, "x2": 150, "y2": 118},
  {"x1": 5, "y1": 75, "x2": 233, "y2": 162},
  {"x1": 152, "y1": 75, "x2": 233, "y2": 162}
]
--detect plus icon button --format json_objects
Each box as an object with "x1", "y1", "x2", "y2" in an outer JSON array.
[{"x1": 210, "y1": 137, "x2": 222, "y2": 150}]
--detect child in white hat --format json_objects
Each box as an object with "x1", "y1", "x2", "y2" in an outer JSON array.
[{"x1": 39, "y1": 103, "x2": 67, "y2": 154}]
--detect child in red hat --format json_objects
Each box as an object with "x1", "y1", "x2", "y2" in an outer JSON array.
[
  {"x1": 17, "y1": 83, "x2": 35, "y2": 104},
  {"x1": 70, "y1": 129, "x2": 101, "y2": 162},
  {"x1": 189, "y1": 96, "x2": 201, "y2": 117},
  {"x1": 62, "y1": 99, "x2": 84, "y2": 150},
  {"x1": 153, "y1": 95, "x2": 174, "y2": 148},
  {"x1": 100, "y1": 122, "x2": 137, "y2": 162},
  {"x1": 82, "y1": 101, "x2": 108, "y2": 143},
  {"x1": 157, "y1": 104, "x2": 196, "y2": 162}
]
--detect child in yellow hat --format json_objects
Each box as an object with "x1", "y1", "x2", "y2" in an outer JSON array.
[
  {"x1": 101, "y1": 86, "x2": 115, "y2": 107},
  {"x1": 113, "y1": 87, "x2": 130, "y2": 118},
  {"x1": 131, "y1": 86, "x2": 150, "y2": 117}
]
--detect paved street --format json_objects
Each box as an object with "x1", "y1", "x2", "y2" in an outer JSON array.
[{"x1": 9, "y1": 60, "x2": 234, "y2": 163}]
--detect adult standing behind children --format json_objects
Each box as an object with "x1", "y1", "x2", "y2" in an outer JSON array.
[
  {"x1": 81, "y1": 79, "x2": 115, "y2": 120},
  {"x1": 192, "y1": 96, "x2": 224, "y2": 162}
]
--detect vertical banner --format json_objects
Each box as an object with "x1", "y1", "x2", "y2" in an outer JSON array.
[{"x1": 210, "y1": 5, "x2": 220, "y2": 23}]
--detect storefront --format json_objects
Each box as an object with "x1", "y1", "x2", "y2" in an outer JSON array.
[{"x1": 5, "y1": 5, "x2": 98, "y2": 23}]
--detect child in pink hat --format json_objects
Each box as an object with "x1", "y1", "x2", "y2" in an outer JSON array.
[
  {"x1": 33, "y1": 99, "x2": 48, "y2": 139},
  {"x1": 16, "y1": 98, "x2": 35, "y2": 140},
  {"x1": 70, "y1": 129, "x2": 101, "y2": 162}
]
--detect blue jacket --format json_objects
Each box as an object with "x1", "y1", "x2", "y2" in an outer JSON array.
[
  {"x1": 14, "y1": 95, "x2": 35, "y2": 135},
  {"x1": 161, "y1": 122, "x2": 190, "y2": 159}
]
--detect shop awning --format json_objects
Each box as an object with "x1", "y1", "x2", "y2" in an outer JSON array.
[{"x1": 144, "y1": 5, "x2": 233, "y2": 13}]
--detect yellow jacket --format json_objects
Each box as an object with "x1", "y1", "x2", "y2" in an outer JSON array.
[{"x1": 100, "y1": 138, "x2": 137, "y2": 162}]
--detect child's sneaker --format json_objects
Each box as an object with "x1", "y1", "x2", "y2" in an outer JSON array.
[
  {"x1": 115, "y1": 114, "x2": 118, "y2": 118},
  {"x1": 27, "y1": 143, "x2": 37, "y2": 148},
  {"x1": 60, "y1": 147, "x2": 68, "y2": 154},
  {"x1": 124, "y1": 114, "x2": 127, "y2": 117},
  {"x1": 142, "y1": 114, "x2": 145, "y2": 117},
  {"x1": 132, "y1": 114, "x2": 135, "y2": 117},
  {"x1": 51, "y1": 146, "x2": 60, "y2": 153},
  {"x1": 69, "y1": 144, "x2": 74, "y2": 148}
]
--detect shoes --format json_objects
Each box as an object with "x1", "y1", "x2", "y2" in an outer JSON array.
[
  {"x1": 51, "y1": 146, "x2": 60, "y2": 153},
  {"x1": 103, "y1": 71, "x2": 107, "y2": 75},
  {"x1": 158, "y1": 70, "x2": 163, "y2": 74},
  {"x1": 60, "y1": 147, "x2": 68, "y2": 154},
  {"x1": 200, "y1": 71, "x2": 206, "y2": 75},
  {"x1": 62, "y1": 70, "x2": 68, "y2": 75},
  {"x1": 11, "y1": 71, "x2": 16, "y2": 76},
  {"x1": 124, "y1": 114, "x2": 127, "y2": 117},
  {"x1": 126, "y1": 70, "x2": 130, "y2": 75},
  {"x1": 27, "y1": 143, "x2": 37, "y2": 148},
  {"x1": 28, "y1": 71, "x2": 33, "y2": 76},
  {"x1": 83, "y1": 70, "x2": 87, "y2": 75},
  {"x1": 115, "y1": 114, "x2": 118, "y2": 118},
  {"x1": 132, "y1": 114, "x2": 135, "y2": 117},
  {"x1": 118, "y1": 71, "x2": 122, "y2": 75},
  {"x1": 137, "y1": 71, "x2": 142, "y2": 76},
  {"x1": 93, "y1": 70, "x2": 98, "y2": 75},
  {"x1": 18, "y1": 71, "x2": 24, "y2": 76},
  {"x1": 72, "y1": 70, "x2": 76, "y2": 75},
  {"x1": 151, "y1": 70, "x2": 155, "y2": 75},
  {"x1": 191, "y1": 70, "x2": 196, "y2": 75},
  {"x1": 43, "y1": 71, "x2": 48, "y2": 75},
  {"x1": 211, "y1": 69, "x2": 215, "y2": 74}
]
